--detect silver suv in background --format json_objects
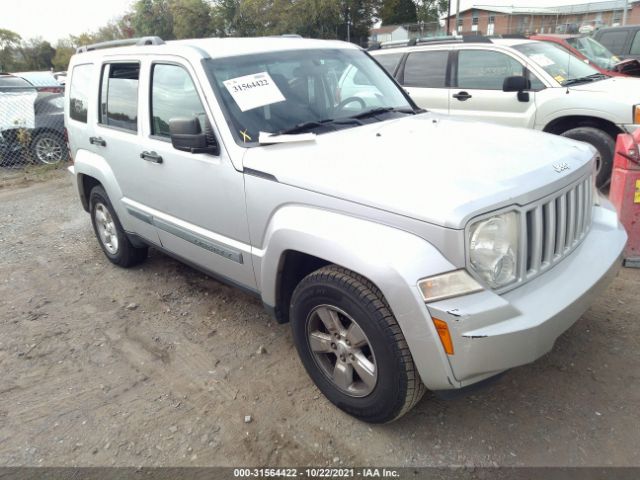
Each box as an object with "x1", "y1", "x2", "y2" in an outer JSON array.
[
  {"x1": 371, "y1": 37, "x2": 640, "y2": 187},
  {"x1": 66, "y1": 36, "x2": 626, "y2": 423}
]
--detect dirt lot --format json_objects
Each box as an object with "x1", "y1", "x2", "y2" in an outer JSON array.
[{"x1": 0, "y1": 170, "x2": 639, "y2": 467}]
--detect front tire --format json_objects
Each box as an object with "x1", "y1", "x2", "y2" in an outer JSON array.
[
  {"x1": 89, "y1": 186, "x2": 148, "y2": 267},
  {"x1": 290, "y1": 265, "x2": 425, "y2": 423},
  {"x1": 561, "y1": 127, "x2": 615, "y2": 188}
]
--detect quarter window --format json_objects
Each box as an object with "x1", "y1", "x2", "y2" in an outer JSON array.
[
  {"x1": 69, "y1": 64, "x2": 92, "y2": 123},
  {"x1": 403, "y1": 51, "x2": 448, "y2": 88},
  {"x1": 151, "y1": 64, "x2": 207, "y2": 138},
  {"x1": 99, "y1": 63, "x2": 139, "y2": 132},
  {"x1": 375, "y1": 53, "x2": 403, "y2": 74},
  {"x1": 457, "y1": 50, "x2": 524, "y2": 90}
]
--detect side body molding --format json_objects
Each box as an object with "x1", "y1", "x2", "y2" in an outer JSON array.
[{"x1": 256, "y1": 205, "x2": 461, "y2": 390}]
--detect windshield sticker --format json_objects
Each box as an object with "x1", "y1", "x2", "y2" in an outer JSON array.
[
  {"x1": 530, "y1": 54, "x2": 555, "y2": 67},
  {"x1": 223, "y1": 72, "x2": 285, "y2": 112},
  {"x1": 554, "y1": 75, "x2": 566, "y2": 83}
]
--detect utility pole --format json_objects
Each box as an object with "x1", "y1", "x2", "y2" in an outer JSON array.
[
  {"x1": 455, "y1": 0, "x2": 461, "y2": 34},
  {"x1": 446, "y1": 0, "x2": 451, "y2": 35},
  {"x1": 623, "y1": 0, "x2": 630, "y2": 25}
]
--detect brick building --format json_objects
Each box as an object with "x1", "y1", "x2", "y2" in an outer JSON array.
[{"x1": 443, "y1": 1, "x2": 640, "y2": 36}]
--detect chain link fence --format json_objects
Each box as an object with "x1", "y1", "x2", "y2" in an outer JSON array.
[{"x1": 0, "y1": 72, "x2": 68, "y2": 171}]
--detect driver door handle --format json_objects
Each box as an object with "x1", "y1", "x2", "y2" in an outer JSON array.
[
  {"x1": 140, "y1": 151, "x2": 163, "y2": 164},
  {"x1": 453, "y1": 91, "x2": 473, "y2": 101},
  {"x1": 89, "y1": 136, "x2": 106, "y2": 147}
]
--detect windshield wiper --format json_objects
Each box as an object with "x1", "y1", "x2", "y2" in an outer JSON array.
[
  {"x1": 347, "y1": 106, "x2": 418, "y2": 120},
  {"x1": 270, "y1": 117, "x2": 362, "y2": 136},
  {"x1": 563, "y1": 73, "x2": 609, "y2": 87}
]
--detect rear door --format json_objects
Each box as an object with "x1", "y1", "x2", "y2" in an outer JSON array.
[
  {"x1": 448, "y1": 47, "x2": 537, "y2": 128},
  {"x1": 398, "y1": 49, "x2": 451, "y2": 115}
]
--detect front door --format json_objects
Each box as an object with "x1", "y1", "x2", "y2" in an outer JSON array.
[{"x1": 448, "y1": 49, "x2": 537, "y2": 128}]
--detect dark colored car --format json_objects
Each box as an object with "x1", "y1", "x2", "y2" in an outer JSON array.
[
  {"x1": 0, "y1": 93, "x2": 67, "y2": 166},
  {"x1": 531, "y1": 34, "x2": 640, "y2": 77},
  {"x1": 12, "y1": 71, "x2": 65, "y2": 94},
  {"x1": 593, "y1": 25, "x2": 640, "y2": 61}
]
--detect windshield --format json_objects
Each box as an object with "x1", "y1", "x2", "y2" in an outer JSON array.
[
  {"x1": 566, "y1": 36, "x2": 620, "y2": 70},
  {"x1": 513, "y1": 42, "x2": 602, "y2": 86},
  {"x1": 205, "y1": 48, "x2": 413, "y2": 146}
]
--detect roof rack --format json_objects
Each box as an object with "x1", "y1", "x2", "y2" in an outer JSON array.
[
  {"x1": 369, "y1": 34, "x2": 496, "y2": 51},
  {"x1": 76, "y1": 36, "x2": 165, "y2": 54}
]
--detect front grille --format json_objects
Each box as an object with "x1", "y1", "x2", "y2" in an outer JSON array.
[{"x1": 521, "y1": 175, "x2": 594, "y2": 280}]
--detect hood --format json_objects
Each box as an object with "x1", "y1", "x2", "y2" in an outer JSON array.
[
  {"x1": 243, "y1": 113, "x2": 595, "y2": 229},
  {"x1": 569, "y1": 76, "x2": 640, "y2": 95}
]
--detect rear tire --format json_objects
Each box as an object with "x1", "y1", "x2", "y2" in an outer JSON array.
[
  {"x1": 30, "y1": 131, "x2": 66, "y2": 165},
  {"x1": 89, "y1": 186, "x2": 147, "y2": 267},
  {"x1": 290, "y1": 265, "x2": 425, "y2": 423},
  {"x1": 560, "y1": 127, "x2": 615, "y2": 188}
]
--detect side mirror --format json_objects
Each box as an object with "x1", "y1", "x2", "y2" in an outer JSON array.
[
  {"x1": 502, "y1": 75, "x2": 532, "y2": 102},
  {"x1": 169, "y1": 117, "x2": 218, "y2": 155}
]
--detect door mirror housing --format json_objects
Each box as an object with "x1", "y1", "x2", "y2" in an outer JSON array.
[
  {"x1": 169, "y1": 117, "x2": 219, "y2": 155},
  {"x1": 502, "y1": 76, "x2": 531, "y2": 102},
  {"x1": 503, "y1": 75, "x2": 531, "y2": 92}
]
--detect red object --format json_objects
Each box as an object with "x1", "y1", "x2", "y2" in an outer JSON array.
[
  {"x1": 610, "y1": 130, "x2": 640, "y2": 266},
  {"x1": 531, "y1": 34, "x2": 640, "y2": 77}
]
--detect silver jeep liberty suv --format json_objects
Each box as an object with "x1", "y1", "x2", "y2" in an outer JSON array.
[{"x1": 66, "y1": 35, "x2": 627, "y2": 423}]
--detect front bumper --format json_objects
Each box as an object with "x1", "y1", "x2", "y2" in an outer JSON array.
[{"x1": 426, "y1": 200, "x2": 627, "y2": 387}]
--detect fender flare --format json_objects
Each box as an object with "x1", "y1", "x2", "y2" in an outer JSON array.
[{"x1": 257, "y1": 205, "x2": 461, "y2": 389}]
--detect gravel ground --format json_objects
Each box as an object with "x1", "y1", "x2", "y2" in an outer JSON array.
[{"x1": 0, "y1": 170, "x2": 639, "y2": 467}]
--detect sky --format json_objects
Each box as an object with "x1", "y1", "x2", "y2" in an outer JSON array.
[
  {"x1": 1, "y1": 0, "x2": 133, "y2": 44},
  {"x1": 0, "y1": 0, "x2": 620, "y2": 44}
]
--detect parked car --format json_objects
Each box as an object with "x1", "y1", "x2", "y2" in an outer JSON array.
[
  {"x1": 12, "y1": 71, "x2": 64, "y2": 94},
  {"x1": 0, "y1": 93, "x2": 67, "y2": 165},
  {"x1": 594, "y1": 25, "x2": 640, "y2": 61},
  {"x1": 66, "y1": 36, "x2": 626, "y2": 423},
  {"x1": 371, "y1": 36, "x2": 640, "y2": 187},
  {"x1": 0, "y1": 72, "x2": 36, "y2": 93},
  {"x1": 531, "y1": 34, "x2": 640, "y2": 77}
]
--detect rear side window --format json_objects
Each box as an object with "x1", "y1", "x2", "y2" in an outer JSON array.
[
  {"x1": 598, "y1": 31, "x2": 629, "y2": 54},
  {"x1": 403, "y1": 51, "x2": 448, "y2": 88},
  {"x1": 69, "y1": 64, "x2": 92, "y2": 123},
  {"x1": 457, "y1": 50, "x2": 524, "y2": 90},
  {"x1": 375, "y1": 53, "x2": 402, "y2": 74},
  {"x1": 99, "y1": 63, "x2": 139, "y2": 132},
  {"x1": 151, "y1": 64, "x2": 206, "y2": 138}
]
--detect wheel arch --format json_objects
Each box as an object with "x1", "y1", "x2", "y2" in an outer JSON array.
[
  {"x1": 543, "y1": 115, "x2": 622, "y2": 139},
  {"x1": 257, "y1": 205, "x2": 460, "y2": 390}
]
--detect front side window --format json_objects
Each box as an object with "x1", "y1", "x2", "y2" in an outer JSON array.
[
  {"x1": 598, "y1": 31, "x2": 629, "y2": 55},
  {"x1": 566, "y1": 36, "x2": 620, "y2": 69},
  {"x1": 457, "y1": 50, "x2": 524, "y2": 90},
  {"x1": 151, "y1": 64, "x2": 207, "y2": 138},
  {"x1": 630, "y1": 31, "x2": 640, "y2": 55},
  {"x1": 205, "y1": 48, "x2": 413, "y2": 146},
  {"x1": 69, "y1": 64, "x2": 92, "y2": 123},
  {"x1": 99, "y1": 63, "x2": 139, "y2": 132},
  {"x1": 403, "y1": 51, "x2": 448, "y2": 88}
]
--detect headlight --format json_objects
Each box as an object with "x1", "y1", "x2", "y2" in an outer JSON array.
[{"x1": 469, "y1": 211, "x2": 519, "y2": 289}]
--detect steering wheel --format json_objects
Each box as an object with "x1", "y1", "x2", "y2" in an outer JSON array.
[{"x1": 334, "y1": 96, "x2": 366, "y2": 114}]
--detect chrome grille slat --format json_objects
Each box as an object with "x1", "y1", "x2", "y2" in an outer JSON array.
[{"x1": 520, "y1": 174, "x2": 593, "y2": 284}]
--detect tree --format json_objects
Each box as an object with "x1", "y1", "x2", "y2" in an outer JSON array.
[
  {"x1": 415, "y1": 0, "x2": 448, "y2": 23},
  {"x1": 338, "y1": 0, "x2": 378, "y2": 45},
  {"x1": 17, "y1": 38, "x2": 55, "y2": 70},
  {"x1": 130, "y1": 0, "x2": 175, "y2": 39},
  {"x1": 380, "y1": 0, "x2": 417, "y2": 26},
  {"x1": 0, "y1": 28, "x2": 22, "y2": 71},
  {"x1": 52, "y1": 38, "x2": 75, "y2": 71},
  {"x1": 170, "y1": 0, "x2": 212, "y2": 39}
]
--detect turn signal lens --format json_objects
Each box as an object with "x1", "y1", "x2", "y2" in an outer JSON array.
[
  {"x1": 432, "y1": 318, "x2": 454, "y2": 355},
  {"x1": 634, "y1": 105, "x2": 640, "y2": 124}
]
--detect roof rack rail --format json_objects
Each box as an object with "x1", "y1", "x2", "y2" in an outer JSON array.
[{"x1": 76, "y1": 36, "x2": 165, "y2": 54}]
